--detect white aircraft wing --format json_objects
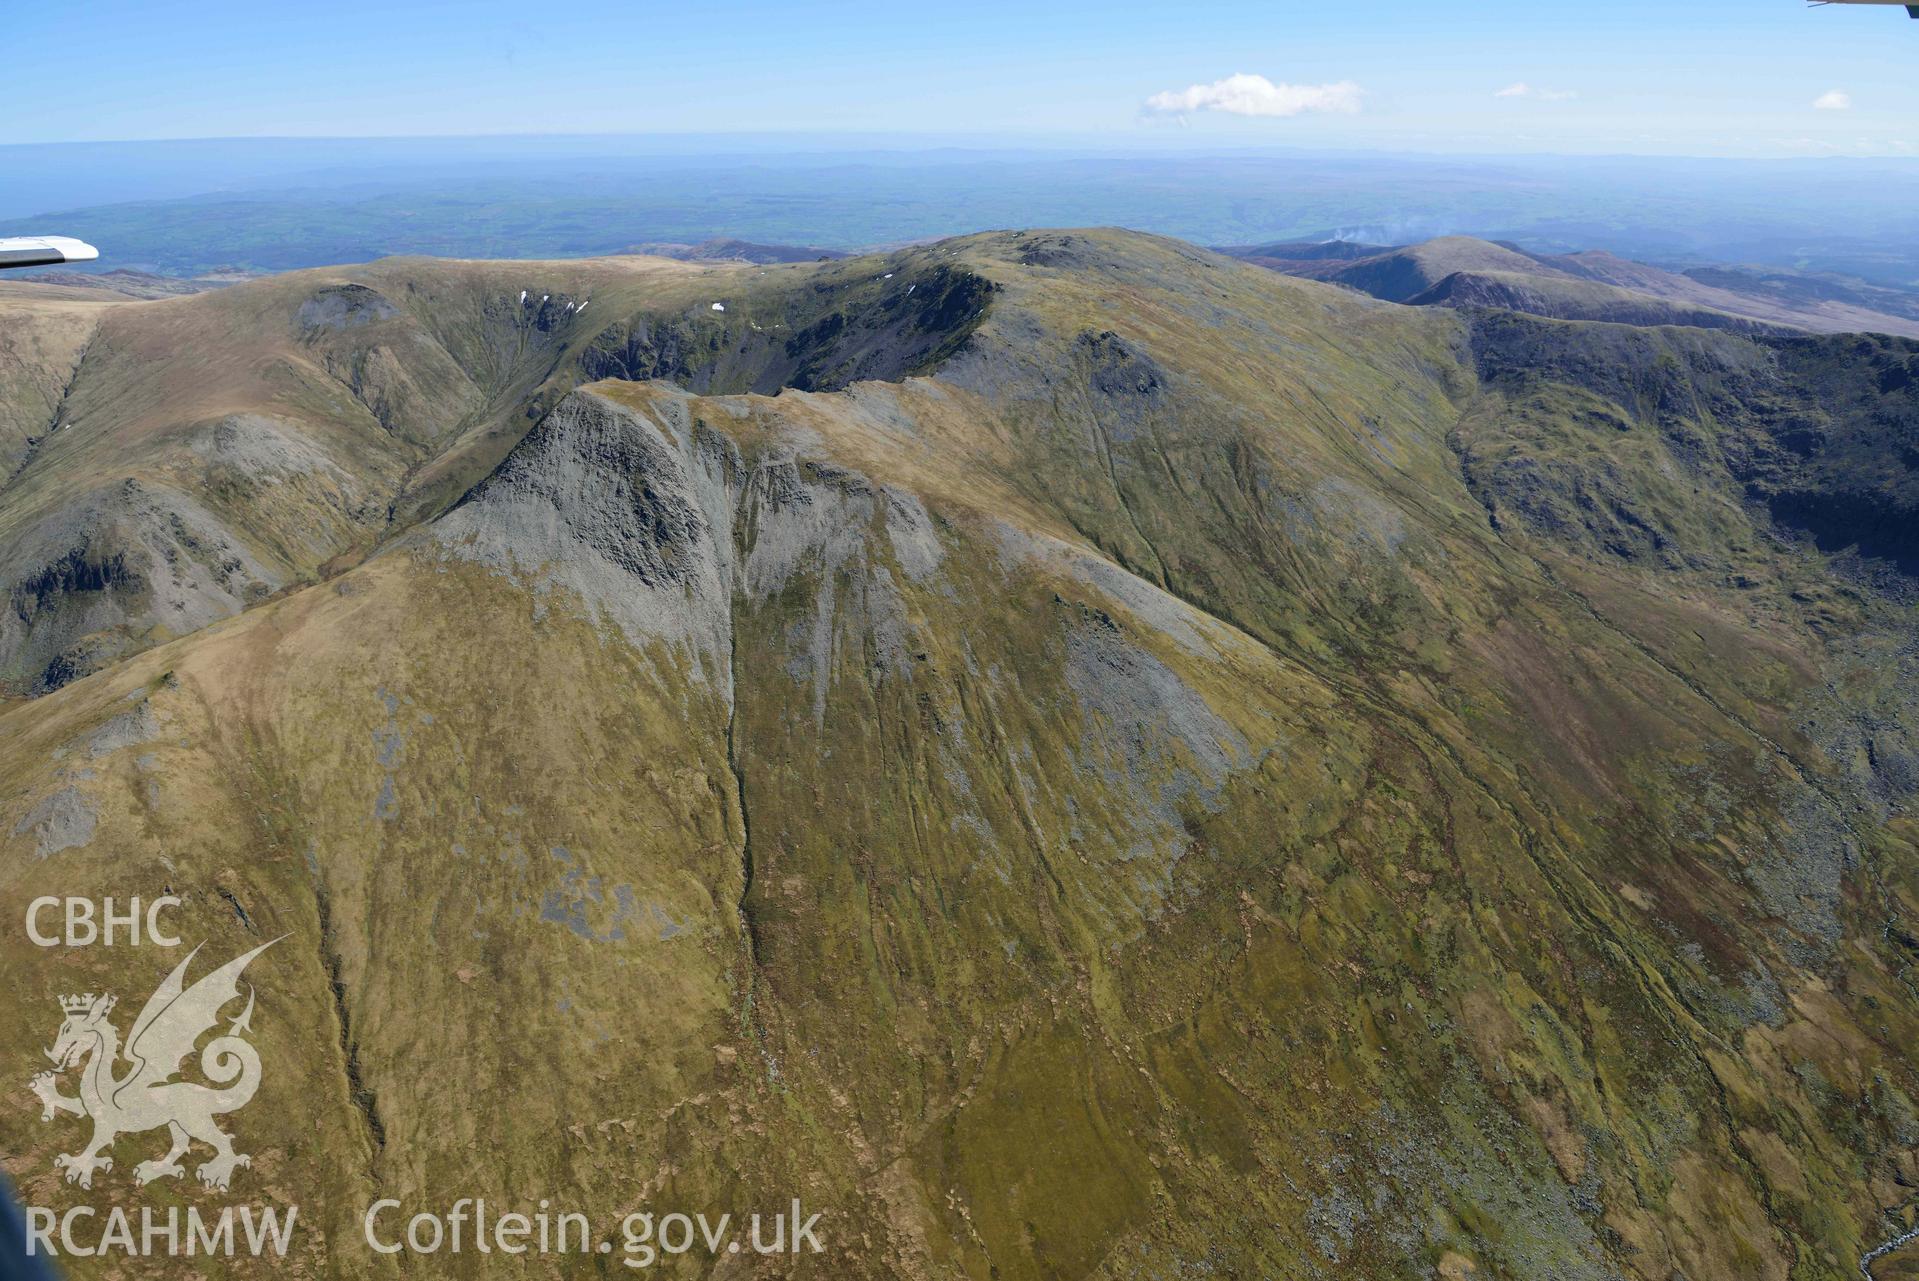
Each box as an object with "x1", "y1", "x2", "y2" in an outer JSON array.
[
  {"x1": 0, "y1": 236, "x2": 101, "y2": 271},
  {"x1": 1811, "y1": 0, "x2": 1919, "y2": 15}
]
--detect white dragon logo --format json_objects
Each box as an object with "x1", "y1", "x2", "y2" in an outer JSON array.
[{"x1": 28, "y1": 938, "x2": 281, "y2": 1191}]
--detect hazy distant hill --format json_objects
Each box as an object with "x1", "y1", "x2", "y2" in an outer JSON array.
[
  {"x1": 621, "y1": 238, "x2": 850, "y2": 264},
  {"x1": 5, "y1": 230, "x2": 1919, "y2": 1279},
  {"x1": 7, "y1": 267, "x2": 233, "y2": 299},
  {"x1": 1228, "y1": 234, "x2": 1919, "y2": 338}
]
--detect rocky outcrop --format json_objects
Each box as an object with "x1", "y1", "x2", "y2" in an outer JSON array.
[
  {"x1": 433, "y1": 388, "x2": 738, "y2": 673},
  {"x1": 0, "y1": 479, "x2": 279, "y2": 693}
]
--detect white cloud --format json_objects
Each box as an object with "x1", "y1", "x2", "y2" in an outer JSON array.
[
  {"x1": 1495, "y1": 82, "x2": 1577, "y2": 101},
  {"x1": 1144, "y1": 73, "x2": 1362, "y2": 119},
  {"x1": 1813, "y1": 89, "x2": 1852, "y2": 110}
]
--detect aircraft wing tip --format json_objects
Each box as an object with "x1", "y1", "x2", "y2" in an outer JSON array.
[{"x1": 0, "y1": 235, "x2": 102, "y2": 270}]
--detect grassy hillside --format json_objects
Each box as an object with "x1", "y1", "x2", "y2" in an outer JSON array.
[{"x1": 3, "y1": 230, "x2": 1919, "y2": 1279}]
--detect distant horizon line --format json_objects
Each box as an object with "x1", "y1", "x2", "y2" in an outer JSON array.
[{"x1": 3, "y1": 131, "x2": 1916, "y2": 166}]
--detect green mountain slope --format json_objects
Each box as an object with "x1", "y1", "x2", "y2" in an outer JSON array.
[
  {"x1": 0, "y1": 251, "x2": 991, "y2": 694},
  {"x1": 4, "y1": 230, "x2": 1919, "y2": 1280}
]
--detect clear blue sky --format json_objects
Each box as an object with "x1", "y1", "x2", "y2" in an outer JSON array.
[{"x1": 9, "y1": 0, "x2": 1914, "y2": 156}]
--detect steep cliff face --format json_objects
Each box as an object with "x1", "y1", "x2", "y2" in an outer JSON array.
[{"x1": 3, "y1": 230, "x2": 1919, "y2": 1280}]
